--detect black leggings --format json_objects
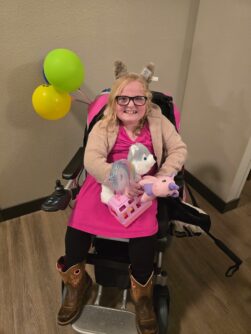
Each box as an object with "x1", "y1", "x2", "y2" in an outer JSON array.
[{"x1": 65, "y1": 226, "x2": 157, "y2": 284}]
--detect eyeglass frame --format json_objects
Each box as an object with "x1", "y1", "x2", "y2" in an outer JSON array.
[{"x1": 115, "y1": 95, "x2": 148, "y2": 106}]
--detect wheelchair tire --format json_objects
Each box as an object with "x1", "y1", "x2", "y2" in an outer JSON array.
[{"x1": 153, "y1": 284, "x2": 170, "y2": 334}]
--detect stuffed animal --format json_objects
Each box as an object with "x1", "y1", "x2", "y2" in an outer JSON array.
[
  {"x1": 101, "y1": 143, "x2": 180, "y2": 227},
  {"x1": 100, "y1": 143, "x2": 155, "y2": 204},
  {"x1": 127, "y1": 143, "x2": 155, "y2": 180},
  {"x1": 139, "y1": 175, "x2": 179, "y2": 202}
]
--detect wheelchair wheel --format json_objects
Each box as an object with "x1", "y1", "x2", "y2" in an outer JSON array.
[{"x1": 153, "y1": 284, "x2": 170, "y2": 334}]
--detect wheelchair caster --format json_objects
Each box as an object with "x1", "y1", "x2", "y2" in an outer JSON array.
[{"x1": 153, "y1": 284, "x2": 170, "y2": 334}]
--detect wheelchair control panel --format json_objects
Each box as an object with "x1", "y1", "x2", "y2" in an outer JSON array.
[{"x1": 41, "y1": 180, "x2": 72, "y2": 212}]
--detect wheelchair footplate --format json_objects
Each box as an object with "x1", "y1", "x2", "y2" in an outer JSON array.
[{"x1": 72, "y1": 304, "x2": 137, "y2": 334}]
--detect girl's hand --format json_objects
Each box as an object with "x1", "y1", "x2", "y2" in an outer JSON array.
[{"x1": 126, "y1": 181, "x2": 144, "y2": 198}]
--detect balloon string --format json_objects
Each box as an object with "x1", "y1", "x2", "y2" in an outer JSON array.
[
  {"x1": 77, "y1": 89, "x2": 92, "y2": 104},
  {"x1": 72, "y1": 97, "x2": 90, "y2": 105}
]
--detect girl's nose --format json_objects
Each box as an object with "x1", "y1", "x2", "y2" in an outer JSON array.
[{"x1": 128, "y1": 99, "x2": 135, "y2": 107}]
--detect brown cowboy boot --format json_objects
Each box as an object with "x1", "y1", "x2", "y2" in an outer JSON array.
[
  {"x1": 129, "y1": 269, "x2": 158, "y2": 334},
  {"x1": 56, "y1": 256, "x2": 92, "y2": 325}
]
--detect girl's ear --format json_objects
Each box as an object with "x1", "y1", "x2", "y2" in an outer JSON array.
[
  {"x1": 114, "y1": 60, "x2": 128, "y2": 79},
  {"x1": 140, "y1": 63, "x2": 155, "y2": 83}
]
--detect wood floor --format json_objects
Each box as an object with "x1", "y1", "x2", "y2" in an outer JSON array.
[{"x1": 0, "y1": 181, "x2": 250, "y2": 334}]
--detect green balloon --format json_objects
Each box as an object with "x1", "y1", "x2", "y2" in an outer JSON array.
[{"x1": 43, "y1": 48, "x2": 84, "y2": 92}]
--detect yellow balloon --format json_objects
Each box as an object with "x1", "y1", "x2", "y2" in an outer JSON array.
[{"x1": 32, "y1": 84, "x2": 71, "y2": 120}]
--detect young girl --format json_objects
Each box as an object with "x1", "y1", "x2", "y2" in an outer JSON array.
[{"x1": 56, "y1": 62, "x2": 187, "y2": 334}]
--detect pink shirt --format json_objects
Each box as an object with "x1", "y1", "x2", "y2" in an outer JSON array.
[{"x1": 68, "y1": 124, "x2": 158, "y2": 238}]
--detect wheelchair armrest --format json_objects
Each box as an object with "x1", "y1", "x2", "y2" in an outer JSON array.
[{"x1": 62, "y1": 147, "x2": 84, "y2": 180}]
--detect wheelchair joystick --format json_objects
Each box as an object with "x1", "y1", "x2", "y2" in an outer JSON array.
[
  {"x1": 41, "y1": 180, "x2": 72, "y2": 212},
  {"x1": 55, "y1": 179, "x2": 65, "y2": 195}
]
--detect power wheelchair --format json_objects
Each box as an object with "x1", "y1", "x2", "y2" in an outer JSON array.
[{"x1": 42, "y1": 90, "x2": 242, "y2": 334}]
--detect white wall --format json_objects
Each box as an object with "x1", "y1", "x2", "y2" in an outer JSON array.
[
  {"x1": 0, "y1": 0, "x2": 196, "y2": 209},
  {"x1": 181, "y1": 0, "x2": 251, "y2": 202}
]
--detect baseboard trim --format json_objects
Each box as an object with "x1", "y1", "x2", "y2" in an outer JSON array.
[
  {"x1": 184, "y1": 170, "x2": 240, "y2": 213},
  {"x1": 0, "y1": 197, "x2": 48, "y2": 222},
  {"x1": 0, "y1": 171, "x2": 241, "y2": 222}
]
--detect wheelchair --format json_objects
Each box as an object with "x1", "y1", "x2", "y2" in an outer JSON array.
[{"x1": 42, "y1": 90, "x2": 242, "y2": 334}]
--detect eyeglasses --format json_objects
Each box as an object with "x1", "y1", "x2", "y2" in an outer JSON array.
[{"x1": 115, "y1": 96, "x2": 147, "y2": 106}]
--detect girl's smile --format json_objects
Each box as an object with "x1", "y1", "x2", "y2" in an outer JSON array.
[{"x1": 123, "y1": 109, "x2": 137, "y2": 114}]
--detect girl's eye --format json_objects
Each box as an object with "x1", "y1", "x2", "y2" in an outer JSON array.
[
  {"x1": 162, "y1": 180, "x2": 167, "y2": 182},
  {"x1": 135, "y1": 97, "x2": 144, "y2": 103},
  {"x1": 117, "y1": 96, "x2": 129, "y2": 105}
]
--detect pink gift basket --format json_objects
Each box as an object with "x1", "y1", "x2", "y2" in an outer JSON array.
[{"x1": 107, "y1": 194, "x2": 152, "y2": 227}]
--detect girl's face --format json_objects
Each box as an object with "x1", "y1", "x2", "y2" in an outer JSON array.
[{"x1": 115, "y1": 81, "x2": 147, "y2": 127}]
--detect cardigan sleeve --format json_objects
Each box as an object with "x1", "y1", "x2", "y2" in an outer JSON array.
[
  {"x1": 155, "y1": 115, "x2": 187, "y2": 176},
  {"x1": 84, "y1": 122, "x2": 113, "y2": 184}
]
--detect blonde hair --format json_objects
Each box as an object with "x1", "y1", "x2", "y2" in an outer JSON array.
[{"x1": 101, "y1": 73, "x2": 152, "y2": 134}]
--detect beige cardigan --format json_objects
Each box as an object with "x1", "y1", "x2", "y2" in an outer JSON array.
[{"x1": 84, "y1": 104, "x2": 187, "y2": 184}]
